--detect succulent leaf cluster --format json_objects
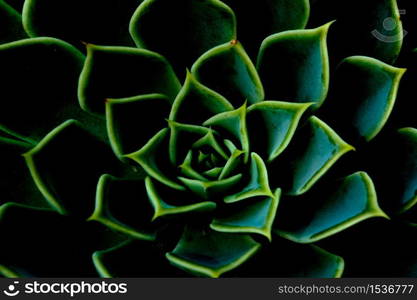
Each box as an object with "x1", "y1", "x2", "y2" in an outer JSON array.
[{"x1": 0, "y1": 0, "x2": 417, "y2": 278}]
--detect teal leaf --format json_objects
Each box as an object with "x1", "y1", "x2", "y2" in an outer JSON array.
[
  {"x1": 93, "y1": 240, "x2": 186, "y2": 277},
  {"x1": 227, "y1": 238, "x2": 344, "y2": 277},
  {"x1": 0, "y1": 38, "x2": 99, "y2": 142},
  {"x1": 257, "y1": 22, "x2": 332, "y2": 109},
  {"x1": 145, "y1": 177, "x2": 216, "y2": 221},
  {"x1": 247, "y1": 101, "x2": 312, "y2": 162},
  {"x1": 125, "y1": 129, "x2": 185, "y2": 191},
  {"x1": 275, "y1": 172, "x2": 388, "y2": 243},
  {"x1": 225, "y1": 153, "x2": 273, "y2": 203},
  {"x1": 106, "y1": 94, "x2": 171, "y2": 158},
  {"x1": 203, "y1": 104, "x2": 249, "y2": 158},
  {"x1": 211, "y1": 188, "x2": 280, "y2": 240},
  {"x1": 269, "y1": 116, "x2": 354, "y2": 195},
  {"x1": 0, "y1": 203, "x2": 125, "y2": 277},
  {"x1": 23, "y1": 120, "x2": 120, "y2": 217},
  {"x1": 219, "y1": 148, "x2": 244, "y2": 180},
  {"x1": 89, "y1": 175, "x2": 157, "y2": 241},
  {"x1": 22, "y1": 0, "x2": 142, "y2": 48},
  {"x1": 166, "y1": 226, "x2": 261, "y2": 278},
  {"x1": 0, "y1": 136, "x2": 48, "y2": 209},
  {"x1": 191, "y1": 40, "x2": 264, "y2": 107},
  {"x1": 220, "y1": 0, "x2": 310, "y2": 58},
  {"x1": 321, "y1": 56, "x2": 406, "y2": 144},
  {"x1": 169, "y1": 72, "x2": 233, "y2": 126},
  {"x1": 0, "y1": 0, "x2": 27, "y2": 43},
  {"x1": 178, "y1": 174, "x2": 242, "y2": 200},
  {"x1": 367, "y1": 128, "x2": 417, "y2": 214},
  {"x1": 129, "y1": 0, "x2": 236, "y2": 77},
  {"x1": 168, "y1": 121, "x2": 211, "y2": 165},
  {"x1": 78, "y1": 44, "x2": 181, "y2": 115}
]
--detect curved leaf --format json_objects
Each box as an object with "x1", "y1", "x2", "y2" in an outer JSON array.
[
  {"x1": 225, "y1": 153, "x2": 273, "y2": 203},
  {"x1": 269, "y1": 116, "x2": 354, "y2": 195},
  {"x1": 203, "y1": 104, "x2": 249, "y2": 158},
  {"x1": 89, "y1": 175, "x2": 157, "y2": 241},
  {"x1": 178, "y1": 174, "x2": 242, "y2": 200},
  {"x1": 221, "y1": 0, "x2": 309, "y2": 58},
  {"x1": 145, "y1": 177, "x2": 216, "y2": 221},
  {"x1": 125, "y1": 129, "x2": 185, "y2": 191},
  {"x1": 257, "y1": 22, "x2": 332, "y2": 109},
  {"x1": 166, "y1": 226, "x2": 261, "y2": 278},
  {"x1": 191, "y1": 40, "x2": 264, "y2": 107},
  {"x1": 0, "y1": 38, "x2": 102, "y2": 142},
  {"x1": 321, "y1": 56, "x2": 405, "y2": 144},
  {"x1": 23, "y1": 120, "x2": 120, "y2": 217},
  {"x1": 0, "y1": 0, "x2": 27, "y2": 43},
  {"x1": 106, "y1": 94, "x2": 171, "y2": 158},
  {"x1": 169, "y1": 72, "x2": 233, "y2": 126},
  {"x1": 367, "y1": 128, "x2": 417, "y2": 214},
  {"x1": 247, "y1": 101, "x2": 312, "y2": 162},
  {"x1": 22, "y1": 0, "x2": 142, "y2": 48},
  {"x1": 93, "y1": 240, "x2": 186, "y2": 277},
  {"x1": 227, "y1": 238, "x2": 344, "y2": 278},
  {"x1": 129, "y1": 0, "x2": 236, "y2": 77},
  {"x1": 78, "y1": 44, "x2": 181, "y2": 115},
  {"x1": 275, "y1": 172, "x2": 388, "y2": 243},
  {"x1": 0, "y1": 136, "x2": 48, "y2": 209},
  {"x1": 211, "y1": 188, "x2": 280, "y2": 240}
]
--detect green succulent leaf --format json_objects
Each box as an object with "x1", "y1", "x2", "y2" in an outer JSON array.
[
  {"x1": 227, "y1": 238, "x2": 344, "y2": 277},
  {"x1": 129, "y1": 0, "x2": 236, "y2": 77},
  {"x1": 90, "y1": 175, "x2": 157, "y2": 241},
  {"x1": 0, "y1": 38, "x2": 99, "y2": 142},
  {"x1": 125, "y1": 129, "x2": 185, "y2": 191},
  {"x1": 23, "y1": 120, "x2": 120, "y2": 217},
  {"x1": 78, "y1": 44, "x2": 181, "y2": 115},
  {"x1": 275, "y1": 172, "x2": 388, "y2": 243},
  {"x1": 0, "y1": 203, "x2": 124, "y2": 277},
  {"x1": 178, "y1": 174, "x2": 242, "y2": 200},
  {"x1": 3, "y1": 0, "x2": 23, "y2": 11},
  {"x1": 257, "y1": 22, "x2": 332, "y2": 109},
  {"x1": 168, "y1": 121, "x2": 212, "y2": 166},
  {"x1": 0, "y1": 0, "x2": 27, "y2": 43},
  {"x1": 169, "y1": 72, "x2": 233, "y2": 126},
  {"x1": 0, "y1": 136, "x2": 48, "y2": 209},
  {"x1": 219, "y1": 148, "x2": 244, "y2": 180},
  {"x1": 166, "y1": 226, "x2": 261, "y2": 278},
  {"x1": 269, "y1": 116, "x2": 354, "y2": 196},
  {"x1": 22, "y1": 0, "x2": 142, "y2": 48},
  {"x1": 203, "y1": 104, "x2": 249, "y2": 157},
  {"x1": 145, "y1": 177, "x2": 216, "y2": 221},
  {"x1": 93, "y1": 240, "x2": 186, "y2": 277},
  {"x1": 191, "y1": 40, "x2": 264, "y2": 107},
  {"x1": 225, "y1": 153, "x2": 273, "y2": 203},
  {"x1": 106, "y1": 94, "x2": 171, "y2": 158},
  {"x1": 211, "y1": 188, "x2": 280, "y2": 241},
  {"x1": 220, "y1": 0, "x2": 309, "y2": 58},
  {"x1": 368, "y1": 128, "x2": 417, "y2": 213},
  {"x1": 321, "y1": 56, "x2": 406, "y2": 143},
  {"x1": 247, "y1": 101, "x2": 312, "y2": 162}
]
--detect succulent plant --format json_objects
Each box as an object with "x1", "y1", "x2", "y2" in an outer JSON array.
[{"x1": 0, "y1": 0, "x2": 417, "y2": 278}]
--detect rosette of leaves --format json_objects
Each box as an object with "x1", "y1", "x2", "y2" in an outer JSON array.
[{"x1": 0, "y1": 0, "x2": 417, "y2": 278}]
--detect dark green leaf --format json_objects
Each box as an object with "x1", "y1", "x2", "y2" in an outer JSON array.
[
  {"x1": 129, "y1": 0, "x2": 236, "y2": 78},
  {"x1": 79, "y1": 44, "x2": 181, "y2": 115},
  {"x1": 191, "y1": 40, "x2": 264, "y2": 107}
]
